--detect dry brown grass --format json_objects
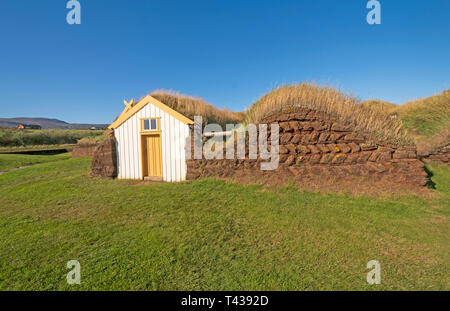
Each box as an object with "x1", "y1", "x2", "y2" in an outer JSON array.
[
  {"x1": 246, "y1": 83, "x2": 409, "y2": 145},
  {"x1": 149, "y1": 90, "x2": 245, "y2": 126},
  {"x1": 359, "y1": 99, "x2": 397, "y2": 116},
  {"x1": 415, "y1": 128, "x2": 450, "y2": 157}
]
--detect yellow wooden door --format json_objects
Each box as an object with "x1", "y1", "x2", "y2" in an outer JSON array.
[{"x1": 142, "y1": 134, "x2": 162, "y2": 179}]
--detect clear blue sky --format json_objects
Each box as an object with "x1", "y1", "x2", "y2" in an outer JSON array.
[{"x1": 0, "y1": 0, "x2": 449, "y2": 123}]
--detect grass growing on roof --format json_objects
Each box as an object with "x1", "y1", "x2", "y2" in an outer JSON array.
[
  {"x1": 359, "y1": 99, "x2": 397, "y2": 115},
  {"x1": 396, "y1": 89, "x2": 450, "y2": 137},
  {"x1": 150, "y1": 90, "x2": 245, "y2": 126},
  {"x1": 358, "y1": 90, "x2": 449, "y2": 138},
  {"x1": 246, "y1": 83, "x2": 410, "y2": 145},
  {"x1": 358, "y1": 90, "x2": 450, "y2": 155},
  {"x1": 0, "y1": 158, "x2": 448, "y2": 290}
]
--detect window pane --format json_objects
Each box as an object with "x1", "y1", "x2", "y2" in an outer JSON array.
[
  {"x1": 151, "y1": 119, "x2": 157, "y2": 130},
  {"x1": 143, "y1": 119, "x2": 149, "y2": 130}
]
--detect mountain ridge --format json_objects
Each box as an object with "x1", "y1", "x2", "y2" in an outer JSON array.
[{"x1": 0, "y1": 117, "x2": 108, "y2": 129}]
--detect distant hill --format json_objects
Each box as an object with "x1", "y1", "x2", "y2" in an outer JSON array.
[{"x1": 0, "y1": 117, "x2": 108, "y2": 130}]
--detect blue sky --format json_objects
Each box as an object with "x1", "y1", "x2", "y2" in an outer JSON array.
[{"x1": 0, "y1": 0, "x2": 449, "y2": 123}]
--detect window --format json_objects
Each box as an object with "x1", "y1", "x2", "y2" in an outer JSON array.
[{"x1": 142, "y1": 118, "x2": 158, "y2": 131}]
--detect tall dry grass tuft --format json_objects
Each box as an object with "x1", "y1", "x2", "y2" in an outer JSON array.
[
  {"x1": 359, "y1": 99, "x2": 397, "y2": 116},
  {"x1": 246, "y1": 83, "x2": 410, "y2": 145},
  {"x1": 150, "y1": 90, "x2": 245, "y2": 126}
]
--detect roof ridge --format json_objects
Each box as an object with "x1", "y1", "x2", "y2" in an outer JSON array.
[{"x1": 108, "y1": 95, "x2": 194, "y2": 129}]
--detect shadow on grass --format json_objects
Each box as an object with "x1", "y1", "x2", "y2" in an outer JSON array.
[{"x1": 424, "y1": 166, "x2": 436, "y2": 189}]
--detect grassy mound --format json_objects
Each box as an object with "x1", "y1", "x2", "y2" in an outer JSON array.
[
  {"x1": 361, "y1": 90, "x2": 449, "y2": 138},
  {"x1": 246, "y1": 83, "x2": 409, "y2": 145},
  {"x1": 359, "y1": 90, "x2": 450, "y2": 156},
  {"x1": 150, "y1": 90, "x2": 245, "y2": 126},
  {"x1": 396, "y1": 90, "x2": 450, "y2": 138}
]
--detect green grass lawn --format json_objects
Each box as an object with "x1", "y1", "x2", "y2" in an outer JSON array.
[
  {"x1": 0, "y1": 157, "x2": 448, "y2": 290},
  {"x1": 0, "y1": 153, "x2": 71, "y2": 172}
]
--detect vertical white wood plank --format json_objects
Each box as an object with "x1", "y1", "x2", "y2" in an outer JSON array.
[
  {"x1": 124, "y1": 121, "x2": 131, "y2": 179},
  {"x1": 172, "y1": 118, "x2": 177, "y2": 181},
  {"x1": 160, "y1": 110, "x2": 166, "y2": 181},
  {"x1": 161, "y1": 110, "x2": 167, "y2": 182},
  {"x1": 157, "y1": 106, "x2": 167, "y2": 181},
  {"x1": 179, "y1": 122, "x2": 184, "y2": 181},
  {"x1": 135, "y1": 114, "x2": 140, "y2": 179},
  {"x1": 138, "y1": 106, "x2": 146, "y2": 179},
  {"x1": 165, "y1": 111, "x2": 172, "y2": 182},
  {"x1": 173, "y1": 120, "x2": 179, "y2": 181},
  {"x1": 151, "y1": 104, "x2": 155, "y2": 117},
  {"x1": 180, "y1": 124, "x2": 188, "y2": 181},
  {"x1": 127, "y1": 118, "x2": 133, "y2": 179},
  {"x1": 119, "y1": 126, "x2": 125, "y2": 179},
  {"x1": 130, "y1": 115, "x2": 137, "y2": 179},
  {"x1": 166, "y1": 114, "x2": 172, "y2": 182},
  {"x1": 127, "y1": 120, "x2": 133, "y2": 179},
  {"x1": 118, "y1": 127, "x2": 122, "y2": 178},
  {"x1": 137, "y1": 109, "x2": 143, "y2": 179},
  {"x1": 135, "y1": 113, "x2": 140, "y2": 179},
  {"x1": 170, "y1": 115, "x2": 176, "y2": 182},
  {"x1": 178, "y1": 125, "x2": 184, "y2": 181},
  {"x1": 175, "y1": 120, "x2": 181, "y2": 181}
]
